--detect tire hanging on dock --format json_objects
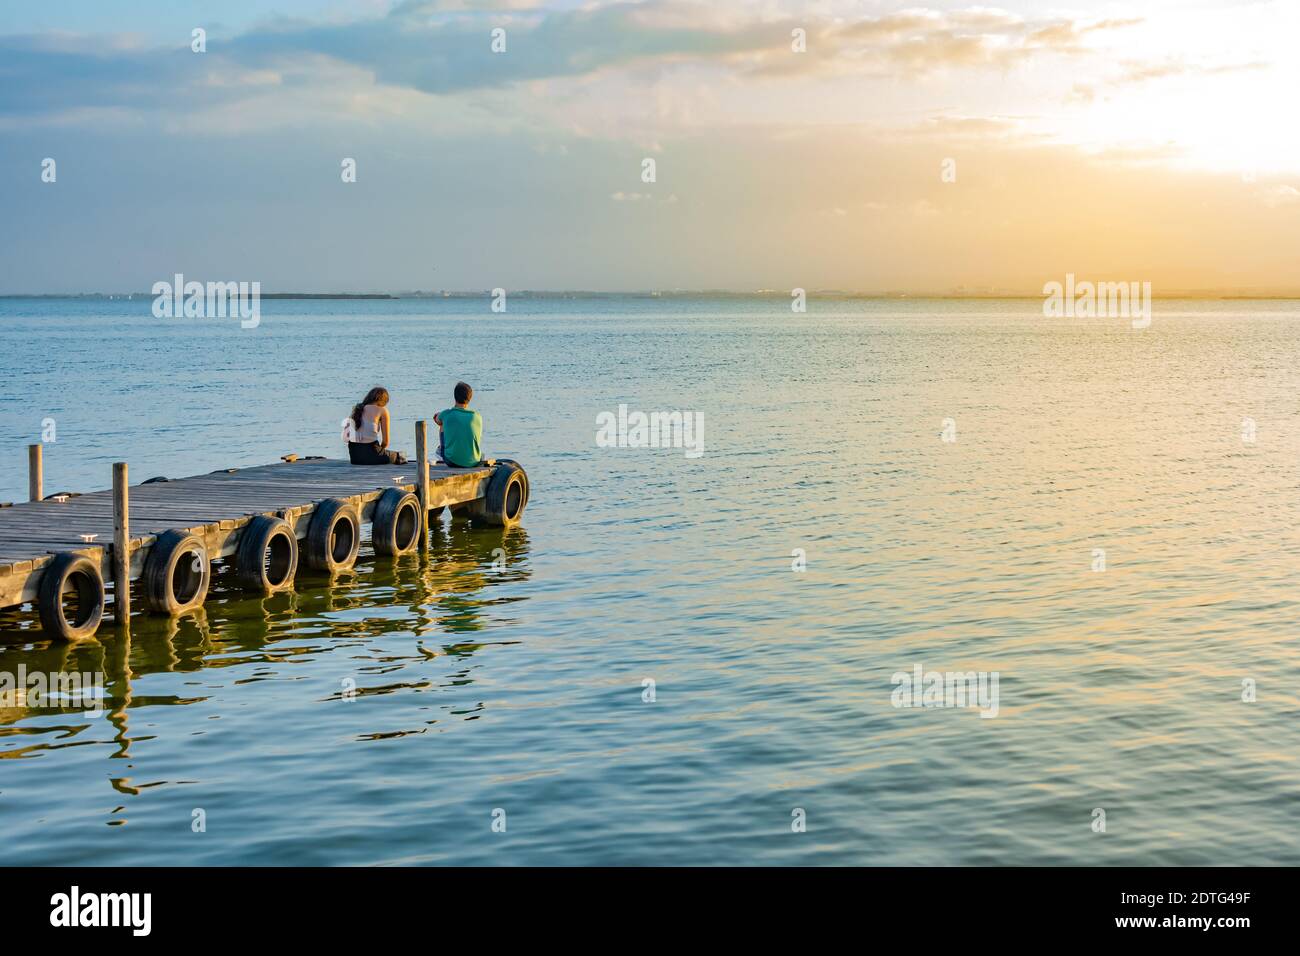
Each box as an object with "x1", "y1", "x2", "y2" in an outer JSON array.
[
  {"x1": 371, "y1": 487, "x2": 422, "y2": 556},
  {"x1": 141, "y1": 530, "x2": 210, "y2": 615},
  {"x1": 472, "y1": 460, "x2": 529, "y2": 526},
  {"x1": 494, "y1": 459, "x2": 529, "y2": 512},
  {"x1": 37, "y1": 552, "x2": 105, "y2": 641},
  {"x1": 304, "y1": 498, "x2": 361, "y2": 572},
  {"x1": 235, "y1": 515, "x2": 299, "y2": 592}
]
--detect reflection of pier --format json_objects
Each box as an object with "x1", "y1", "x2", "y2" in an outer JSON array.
[
  {"x1": 426, "y1": 522, "x2": 531, "y2": 634},
  {"x1": 0, "y1": 625, "x2": 132, "y2": 748},
  {"x1": 1, "y1": 520, "x2": 532, "y2": 739},
  {"x1": 0, "y1": 424, "x2": 530, "y2": 640}
]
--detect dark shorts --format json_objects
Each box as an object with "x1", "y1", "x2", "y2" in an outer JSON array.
[{"x1": 348, "y1": 441, "x2": 402, "y2": 465}]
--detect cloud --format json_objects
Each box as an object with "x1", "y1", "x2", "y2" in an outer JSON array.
[
  {"x1": 0, "y1": 34, "x2": 194, "y2": 116},
  {"x1": 907, "y1": 115, "x2": 1024, "y2": 139},
  {"x1": 0, "y1": 3, "x2": 1147, "y2": 121},
  {"x1": 1261, "y1": 184, "x2": 1300, "y2": 207},
  {"x1": 763, "y1": 9, "x2": 1143, "y2": 79},
  {"x1": 1070, "y1": 57, "x2": 1268, "y2": 101}
]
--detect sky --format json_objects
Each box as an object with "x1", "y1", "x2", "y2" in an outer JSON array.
[{"x1": 1, "y1": 0, "x2": 1297, "y2": 294}]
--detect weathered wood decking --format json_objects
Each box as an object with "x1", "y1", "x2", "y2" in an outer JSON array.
[{"x1": 0, "y1": 457, "x2": 493, "y2": 610}]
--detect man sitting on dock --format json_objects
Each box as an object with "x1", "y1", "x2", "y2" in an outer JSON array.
[{"x1": 433, "y1": 381, "x2": 483, "y2": 467}]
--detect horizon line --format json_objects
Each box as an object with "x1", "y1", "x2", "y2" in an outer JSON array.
[{"x1": 6, "y1": 290, "x2": 1300, "y2": 301}]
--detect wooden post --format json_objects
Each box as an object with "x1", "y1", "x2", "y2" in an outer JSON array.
[
  {"x1": 27, "y1": 444, "x2": 42, "y2": 502},
  {"x1": 112, "y1": 462, "x2": 131, "y2": 625},
  {"x1": 415, "y1": 420, "x2": 430, "y2": 553}
]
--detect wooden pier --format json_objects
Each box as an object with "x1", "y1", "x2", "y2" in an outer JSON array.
[{"x1": 0, "y1": 422, "x2": 529, "y2": 640}]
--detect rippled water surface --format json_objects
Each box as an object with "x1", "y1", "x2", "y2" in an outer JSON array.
[{"x1": 1, "y1": 297, "x2": 1299, "y2": 865}]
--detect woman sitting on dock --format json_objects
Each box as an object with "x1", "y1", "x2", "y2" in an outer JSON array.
[{"x1": 346, "y1": 387, "x2": 407, "y2": 465}]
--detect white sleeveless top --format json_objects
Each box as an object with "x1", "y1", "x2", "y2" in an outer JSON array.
[{"x1": 355, "y1": 404, "x2": 383, "y2": 443}]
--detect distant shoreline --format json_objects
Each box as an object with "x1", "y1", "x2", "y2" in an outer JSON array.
[{"x1": 0, "y1": 293, "x2": 396, "y2": 301}]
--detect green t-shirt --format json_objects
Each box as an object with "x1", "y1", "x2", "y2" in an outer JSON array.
[{"x1": 438, "y1": 407, "x2": 482, "y2": 467}]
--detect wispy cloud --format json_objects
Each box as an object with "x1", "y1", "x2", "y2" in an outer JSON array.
[
  {"x1": 1070, "y1": 57, "x2": 1267, "y2": 102},
  {"x1": 0, "y1": 2, "x2": 1148, "y2": 122},
  {"x1": 750, "y1": 9, "x2": 1141, "y2": 79}
]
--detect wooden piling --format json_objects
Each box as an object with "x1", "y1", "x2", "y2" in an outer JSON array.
[
  {"x1": 415, "y1": 420, "x2": 430, "y2": 553},
  {"x1": 112, "y1": 462, "x2": 131, "y2": 625},
  {"x1": 28, "y1": 444, "x2": 42, "y2": 502}
]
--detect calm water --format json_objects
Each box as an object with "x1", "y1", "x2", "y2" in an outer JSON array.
[{"x1": 1, "y1": 296, "x2": 1298, "y2": 865}]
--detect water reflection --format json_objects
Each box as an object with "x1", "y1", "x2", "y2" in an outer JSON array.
[
  {"x1": 428, "y1": 519, "x2": 531, "y2": 635},
  {"x1": 0, "y1": 519, "x2": 532, "y2": 749}
]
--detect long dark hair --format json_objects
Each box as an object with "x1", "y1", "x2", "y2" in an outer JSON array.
[{"x1": 351, "y1": 387, "x2": 389, "y2": 428}]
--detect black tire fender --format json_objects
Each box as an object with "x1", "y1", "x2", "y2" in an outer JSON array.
[
  {"x1": 141, "y1": 530, "x2": 209, "y2": 615},
  {"x1": 235, "y1": 514, "x2": 299, "y2": 592},
  {"x1": 372, "y1": 487, "x2": 421, "y2": 556},
  {"x1": 473, "y1": 461, "x2": 528, "y2": 526},
  {"x1": 492, "y1": 459, "x2": 529, "y2": 514},
  {"x1": 37, "y1": 551, "x2": 105, "y2": 641},
  {"x1": 304, "y1": 498, "x2": 360, "y2": 572}
]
